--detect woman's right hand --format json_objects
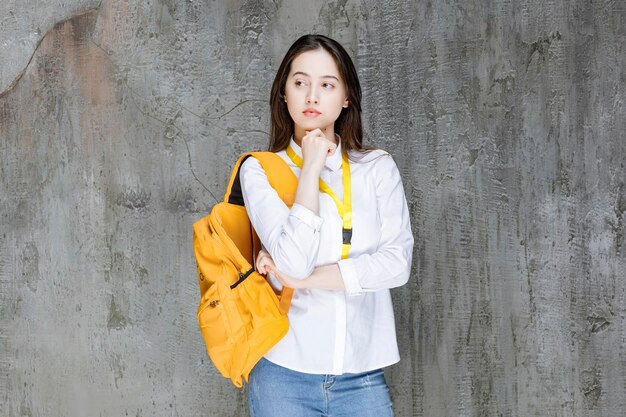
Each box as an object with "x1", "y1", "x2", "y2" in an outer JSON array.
[{"x1": 300, "y1": 128, "x2": 337, "y2": 173}]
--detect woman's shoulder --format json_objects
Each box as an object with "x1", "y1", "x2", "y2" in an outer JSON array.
[
  {"x1": 348, "y1": 148, "x2": 402, "y2": 187},
  {"x1": 347, "y1": 147, "x2": 393, "y2": 165},
  {"x1": 240, "y1": 153, "x2": 262, "y2": 173},
  {"x1": 240, "y1": 150, "x2": 289, "y2": 169}
]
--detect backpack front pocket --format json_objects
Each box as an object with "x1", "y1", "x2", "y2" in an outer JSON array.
[{"x1": 197, "y1": 284, "x2": 234, "y2": 377}]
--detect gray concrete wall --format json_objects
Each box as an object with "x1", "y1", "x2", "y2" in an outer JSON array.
[{"x1": 1, "y1": 0, "x2": 624, "y2": 416}]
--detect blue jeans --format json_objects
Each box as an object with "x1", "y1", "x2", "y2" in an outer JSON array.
[{"x1": 248, "y1": 357, "x2": 394, "y2": 417}]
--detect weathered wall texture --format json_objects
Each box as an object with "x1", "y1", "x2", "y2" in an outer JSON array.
[{"x1": 1, "y1": 0, "x2": 624, "y2": 416}]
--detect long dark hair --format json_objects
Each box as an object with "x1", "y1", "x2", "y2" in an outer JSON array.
[{"x1": 268, "y1": 34, "x2": 377, "y2": 159}]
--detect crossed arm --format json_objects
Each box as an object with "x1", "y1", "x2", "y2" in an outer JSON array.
[
  {"x1": 241, "y1": 153, "x2": 414, "y2": 296},
  {"x1": 256, "y1": 249, "x2": 345, "y2": 290}
]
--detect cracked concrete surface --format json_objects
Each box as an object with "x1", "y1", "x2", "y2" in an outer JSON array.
[
  {"x1": 0, "y1": 0, "x2": 103, "y2": 93},
  {"x1": 1, "y1": 0, "x2": 625, "y2": 416}
]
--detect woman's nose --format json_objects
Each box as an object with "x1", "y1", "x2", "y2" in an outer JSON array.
[{"x1": 306, "y1": 87, "x2": 319, "y2": 104}]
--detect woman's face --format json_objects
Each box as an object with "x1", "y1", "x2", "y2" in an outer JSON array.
[{"x1": 283, "y1": 48, "x2": 349, "y2": 140}]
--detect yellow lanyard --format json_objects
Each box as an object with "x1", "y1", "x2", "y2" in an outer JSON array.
[{"x1": 286, "y1": 145, "x2": 352, "y2": 259}]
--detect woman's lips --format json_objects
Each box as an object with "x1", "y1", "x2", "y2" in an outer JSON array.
[{"x1": 303, "y1": 110, "x2": 321, "y2": 117}]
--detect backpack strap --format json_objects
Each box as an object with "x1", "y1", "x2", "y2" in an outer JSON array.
[
  {"x1": 250, "y1": 152, "x2": 299, "y2": 199},
  {"x1": 223, "y1": 152, "x2": 255, "y2": 205},
  {"x1": 223, "y1": 151, "x2": 298, "y2": 314},
  {"x1": 223, "y1": 152, "x2": 298, "y2": 205}
]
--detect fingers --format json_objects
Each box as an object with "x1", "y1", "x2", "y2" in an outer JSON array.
[
  {"x1": 304, "y1": 128, "x2": 333, "y2": 147},
  {"x1": 304, "y1": 128, "x2": 323, "y2": 136},
  {"x1": 257, "y1": 259, "x2": 270, "y2": 275},
  {"x1": 302, "y1": 129, "x2": 337, "y2": 167},
  {"x1": 256, "y1": 249, "x2": 278, "y2": 276},
  {"x1": 255, "y1": 249, "x2": 302, "y2": 290}
]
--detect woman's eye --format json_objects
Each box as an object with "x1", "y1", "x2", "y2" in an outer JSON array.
[
  {"x1": 295, "y1": 80, "x2": 305, "y2": 86},
  {"x1": 323, "y1": 83, "x2": 334, "y2": 88}
]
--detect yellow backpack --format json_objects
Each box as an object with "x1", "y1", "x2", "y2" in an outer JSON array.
[{"x1": 193, "y1": 152, "x2": 297, "y2": 388}]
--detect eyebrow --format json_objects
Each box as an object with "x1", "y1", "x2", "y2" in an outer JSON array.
[{"x1": 292, "y1": 71, "x2": 339, "y2": 81}]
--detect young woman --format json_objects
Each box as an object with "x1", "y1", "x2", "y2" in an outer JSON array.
[{"x1": 239, "y1": 34, "x2": 414, "y2": 417}]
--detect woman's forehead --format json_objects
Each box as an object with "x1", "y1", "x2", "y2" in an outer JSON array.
[{"x1": 290, "y1": 49, "x2": 340, "y2": 78}]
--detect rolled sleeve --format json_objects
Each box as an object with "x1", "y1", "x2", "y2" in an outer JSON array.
[
  {"x1": 337, "y1": 258, "x2": 363, "y2": 296},
  {"x1": 290, "y1": 203, "x2": 324, "y2": 231},
  {"x1": 337, "y1": 154, "x2": 414, "y2": 295}
]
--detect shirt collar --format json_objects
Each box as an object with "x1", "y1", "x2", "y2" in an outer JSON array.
[{"x1": 288, "y1": 133, "x2": 343, "y2": 172}]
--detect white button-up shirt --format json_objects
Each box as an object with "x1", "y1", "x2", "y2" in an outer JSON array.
[{"x1": 239, "y1": 134, "x2": 414, "y2": 375}]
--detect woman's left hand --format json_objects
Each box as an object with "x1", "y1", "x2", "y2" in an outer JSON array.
[
  {"x1": 255, "y1": 248, "x2": 274, "y2": 275},
  {"x1": 273, "y1": 268, "x2": 307, "y2": 289},
  {"x1": 256, "y1": 250, "x2": 344, "y2": 291},
  {"x1": 256, "y1": 249, "x2": 306, "y2": 289}
]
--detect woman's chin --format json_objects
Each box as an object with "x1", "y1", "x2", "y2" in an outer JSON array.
[{"x1": 295, "y1": 121, "x2": 331, "y2": 133}]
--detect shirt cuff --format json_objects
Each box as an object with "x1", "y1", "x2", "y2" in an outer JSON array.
[
  {"x1": 289, "y1": 203, "x2": 324, "y2": 231},
  {"x1": 338, "y1": 258, "x2": 363, "y2": 296}
]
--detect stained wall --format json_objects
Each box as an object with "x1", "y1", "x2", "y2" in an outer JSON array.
[{"x1": 1, "y1": 1, "x2": 624, "y2": 416}]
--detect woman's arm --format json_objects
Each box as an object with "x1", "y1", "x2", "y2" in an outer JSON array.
[
  {"x1": 259, "y1": 153, "x2": 414, "y2": 294},
  {"x1": 240, "y1": 157, "x2": 323, "y2": 279},
  {"x1": 336, "y1": 153, "x2": 414, "y2": 296},
  {"x1": 256, "y1": 249, "x2": 344, "y2": 290},
  {"x1": 294, "y1": 129, "x2": 338, "y2": 215},
  {"x1": 240, "y1": 130, "x2": 337, "y2": 279}
]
